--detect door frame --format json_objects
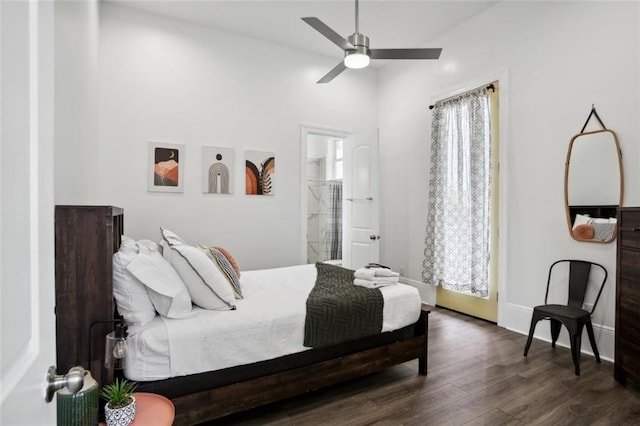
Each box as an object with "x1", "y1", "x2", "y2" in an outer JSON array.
[{"x1": 299, "y1": 124, "x2": 351, "y2": 265}]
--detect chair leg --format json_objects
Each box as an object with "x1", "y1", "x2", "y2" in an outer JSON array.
[
  {"x1": 550, "y1": 319, "x2": 562, "y2": 348},
  {"x1": 585, "y1": 320, "x2": 601, "y2": 363},
  {"x1": 524, "y1": 315, "x2": 540, "y2": 356},
  {"x1": 571, "y1": 331, "x2": 582, "y2": 376}
]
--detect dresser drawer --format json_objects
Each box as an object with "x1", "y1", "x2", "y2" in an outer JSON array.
[
  {"x1": 617, "y1": 305, "x2": 640, "y2": 343},
  {"x1": 620, "y1": 229, "x2": 640, "y2": 250},
  {"x1": 619, "y1": 210, "x2": 640, "y2": 228},
  {"x1": 619, "y1": 279, "x2": 640, "y2": 309},
  {"x1": 616, "y1": 339, "x2": 640, "y2": 378},
  {"x1": 619, "y1": 250, "x2": 640, "y2": 282},
  {"x1": 619, "y1": 210, "x2": 640, "y2": 249}
]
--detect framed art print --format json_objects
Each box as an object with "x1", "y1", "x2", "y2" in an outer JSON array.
[
  {"x1": 245, "y1": 150, "x2": 275, "y2": 196},
  {"x1": 148, "y1": 142, "x2": 184, "y2": 193},
  {"x1": 202, "y1": 146, "x2": 235, "y2": 194}
]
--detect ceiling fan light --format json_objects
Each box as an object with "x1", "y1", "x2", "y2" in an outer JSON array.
[{"x1": 344, "y1": 52, "x2": 370, "y2": 69}]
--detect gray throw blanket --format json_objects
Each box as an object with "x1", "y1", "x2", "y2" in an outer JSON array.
[{"x1": 304, "y1": 262, "x2": 384, "y2": 348}]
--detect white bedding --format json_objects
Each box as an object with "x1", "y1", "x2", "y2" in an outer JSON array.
[{"x1": 124, "y1": 263, "x2": 422, "y2": 381}]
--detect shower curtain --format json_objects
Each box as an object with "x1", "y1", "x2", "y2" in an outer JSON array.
[
  {"x1": 307, "y1": 180, "x2": 342, "y2": 263},
  {"x1": 324, "y1": 182, "x2": 342, "y2": 261}
]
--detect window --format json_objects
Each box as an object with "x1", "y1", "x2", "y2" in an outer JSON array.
[
  {"x1": 334, "y1": 139, "x2": 343, "y2": 180},
  {"x1": 326, "y1": 139, "x2": 343, "y2": 180}
]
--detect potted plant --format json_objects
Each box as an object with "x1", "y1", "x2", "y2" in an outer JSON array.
[{"x1": 99, "y1": 378, "x2": 138, "y2": 426}]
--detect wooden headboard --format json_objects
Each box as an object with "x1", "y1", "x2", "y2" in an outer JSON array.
[{"x1": 55, "y1": 205, "x2": 124, "y2": 387}]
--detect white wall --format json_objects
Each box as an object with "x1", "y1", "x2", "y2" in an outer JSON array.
[
  {"x1": 86, "y1": 3, "x2": 378, "y2": 270},
  {"x1": 378, "y1": 1, "x2": 640, "y2": 360},
  {"x1": 54, "y1": 0, "x2": 100, "y2": 203}
]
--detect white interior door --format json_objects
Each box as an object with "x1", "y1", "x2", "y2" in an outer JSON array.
[
  {"x1": 1, "y1": 1, "x2": 57, "y2": 424},
  {"x1": 342, "y1": 134, "x2": 380, "y2": 269}
]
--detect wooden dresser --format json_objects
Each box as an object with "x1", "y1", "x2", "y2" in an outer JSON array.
[
  {"x1": 615, "y1": 207, "x2": 640, "y2": 384},
  {"x1": 55, "y1": 205, "x2": 124, "y2": 388}
]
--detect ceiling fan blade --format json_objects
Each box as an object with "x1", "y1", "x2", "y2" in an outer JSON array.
[
  {"x1": 302, "y1": 17, "x2": 355, "y2": 51},
  {"x1": 317, "y1": 61, "x2": 347, "y2": 84},
  {"x1": 370, "y1": 48, "x2": 443, "y2": 60}
]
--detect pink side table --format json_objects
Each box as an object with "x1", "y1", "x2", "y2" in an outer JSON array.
[{"x1": 100, "y1": 392, "x2": 175, "y2": 426}]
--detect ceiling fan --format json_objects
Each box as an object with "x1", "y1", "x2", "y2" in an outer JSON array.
[{"x1": 302, "y1": 0, "x2": 442, "y2": 84}]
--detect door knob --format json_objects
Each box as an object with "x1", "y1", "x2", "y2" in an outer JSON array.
[
  {"x1": 45, "y1": 366, "x2": 85, "y2": 402},
  {"x1": 369, "y1": 234, "x2": 381, "y2": 241}
]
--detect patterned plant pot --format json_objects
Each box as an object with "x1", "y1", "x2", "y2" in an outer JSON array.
[{"x1": 104, "y1": 396, "x2": 136, "y2": 426}]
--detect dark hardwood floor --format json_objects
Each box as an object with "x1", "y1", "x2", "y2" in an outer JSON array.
[{"x1": 204, "y1": 308, "x2": 640, "y2": 425}]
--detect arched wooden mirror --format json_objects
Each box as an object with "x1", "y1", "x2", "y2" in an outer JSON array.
[{"x1": 564, "y1": 129, "x2": 623, "y2": 243}]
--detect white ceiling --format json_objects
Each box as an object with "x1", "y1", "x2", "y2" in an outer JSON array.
[{"x1": 107, "y1": 0, "x2": 499, "y2": 66}]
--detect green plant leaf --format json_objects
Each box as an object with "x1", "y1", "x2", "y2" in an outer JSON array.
[{"x1": 99, "y1": 378, "x2": 138, "y2": 408}]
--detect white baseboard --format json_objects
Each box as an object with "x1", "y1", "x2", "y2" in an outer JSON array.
[{"x1": 503, "y1": 302, "x2": 615, "y2": 363}]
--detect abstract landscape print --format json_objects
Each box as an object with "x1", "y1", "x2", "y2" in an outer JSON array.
[{"x1": 148, "y1": 142, "x2": 184, "y2": 193}]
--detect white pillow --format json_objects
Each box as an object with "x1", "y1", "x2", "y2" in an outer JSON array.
[
  {"x1": 112, "y1": 236, "x2": 156, "y2": 325},
  {"x1": 160, "y1": 228, "x2": 236, "y2": 311},
  {"x1": 137, "y1": 239, "x2": 161, "y2": 251},
  {"x1": 159, "y1": 228, "x2": 185, "y2": 246},
  {"x1": 126, "y1": 244, "x2": 192, "y2": 318},
  {"x1": 573, "y1": 213, "x2": 591, "y2": 229}
]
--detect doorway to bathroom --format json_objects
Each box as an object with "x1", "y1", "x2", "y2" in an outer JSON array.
[
  {"x1": 305, "y1": 132, "x2": 345, "y2": 265},
  {"x1": 300, "y1": 125, "x2": 380, "y2": 269}
]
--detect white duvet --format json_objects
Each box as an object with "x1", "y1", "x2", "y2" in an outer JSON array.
[{"x1": 124, "y1": 264, "x2": 422, "y2": 381}]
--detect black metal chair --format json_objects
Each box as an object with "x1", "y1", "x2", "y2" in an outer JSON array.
[{"x1": 523, "y1": 259, "x2": 607, "y2": 375}]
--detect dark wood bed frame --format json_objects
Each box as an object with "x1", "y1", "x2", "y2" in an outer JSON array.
[{"x1": 55, "y1": 205, "x2": 430, "y2": 425}]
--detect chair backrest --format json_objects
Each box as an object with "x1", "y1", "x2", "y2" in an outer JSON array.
[{"x1": 544, "y1": 259, "x2": 608, "y2": 313}]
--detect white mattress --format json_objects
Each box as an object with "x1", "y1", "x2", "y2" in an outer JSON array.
[{"x1": 124, "y1": 263, "x2": 422, "y2": 381}]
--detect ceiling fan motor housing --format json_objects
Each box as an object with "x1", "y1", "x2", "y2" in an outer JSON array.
[
  {"x1": 347, "y1": 32, "x2": 370, "y2": 54},
  {"x1": 344, "y1": 33, "x2": 370, "y2": 68}
]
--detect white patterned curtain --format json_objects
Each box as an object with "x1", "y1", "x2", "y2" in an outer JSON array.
[{"x1": 422, "y1": 87, "x2": 492, "y2": 297}]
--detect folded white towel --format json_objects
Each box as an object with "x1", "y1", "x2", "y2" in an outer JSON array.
[
  {"x1": 355, "y1": 267, "x2": 400, "y2": 280},
  {"x1": 354, "y1": 271, "x2": 399, "y2": 283},
  {"x1": 371, "y1": 267, "x2": 400, "y2": 278},
  {"x1": 354, "y1": 278, "x2": 397, "y2": 289}
]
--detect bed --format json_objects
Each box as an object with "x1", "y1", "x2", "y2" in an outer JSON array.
[{"x1": 54, "y1": 206, "x2": 430, "y2": 425}]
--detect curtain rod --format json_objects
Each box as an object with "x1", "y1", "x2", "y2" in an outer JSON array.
[{"x1": 428, "y1": 83, "x2": 495, "y2": 110}]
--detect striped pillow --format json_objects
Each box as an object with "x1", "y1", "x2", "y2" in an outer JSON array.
[
  {"x1": 214, "y1": 246, "x2": 241, "y2": 278},
  {"x1": 201, "y1": 245, "x2": 243, "y2": 299}
]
